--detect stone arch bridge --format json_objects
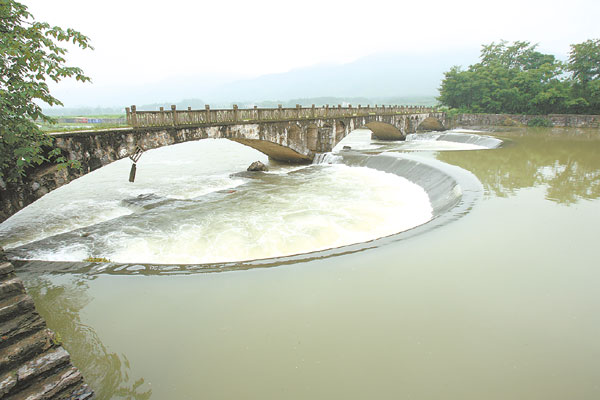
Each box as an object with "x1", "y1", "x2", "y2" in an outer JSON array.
[{"x1": 0, "y1": 104, "x2": 446, "y2": 221}]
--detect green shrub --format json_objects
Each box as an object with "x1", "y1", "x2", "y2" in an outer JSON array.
[{"x1": 527, "y1": 117, "x2": 553, "y2": 127}]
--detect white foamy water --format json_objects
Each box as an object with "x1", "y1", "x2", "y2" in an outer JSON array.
[
  {"x1": 332, "y1": 129, "x2": 383, "y2": 151},
  {"x1": 402, "y1": 136, "x2": 487, "y2": 151},
  {"x1": 1, "y1": 137, "x2": 434, "y2": 264},
  {"x1": 334, "y1": 129, "x2": 496, "y2": 153},
  {"x1": 0, "y1": 140, "x2": 267, "y2": 248},
  {"x1": 103, "y1": 165, "x2": 432, "y2": 264}
]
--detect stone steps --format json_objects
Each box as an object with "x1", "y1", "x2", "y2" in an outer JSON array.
[
  {"x1": 0, "y1": 277, "x2": 25, "y2": 303},
  {"x1": 0, "y1": 328, "x2": 54, "y2": 373},
  {"x1": 0, "y1": 257, "x2": 94, "y2": 399},
  {"x1": 0, "y1": 294, "x2": 35, "y2": 321},
  {"x1": 4, "y1": 366, "x2": 89, "y2": 400}
]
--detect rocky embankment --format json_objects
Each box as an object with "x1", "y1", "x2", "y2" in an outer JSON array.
[{"x1": 0, "y1": 255, "x2": 93, "y2": 399}]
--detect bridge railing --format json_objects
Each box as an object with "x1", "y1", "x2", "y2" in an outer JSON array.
[{"x1": 125, "y1": 104, "x2": 438, "y2": 128}]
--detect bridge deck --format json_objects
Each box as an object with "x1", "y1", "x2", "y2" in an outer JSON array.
[{"x1": 126, "y1": 104, "x2": 437, "y2": 129}]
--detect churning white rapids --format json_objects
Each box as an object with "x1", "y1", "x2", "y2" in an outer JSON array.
[{"x1": 0, "y1": 135, "x2": 438, "y2": 264}]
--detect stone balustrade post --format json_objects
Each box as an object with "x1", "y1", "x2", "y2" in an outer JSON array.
[
  {"x1": 205, "y1": 104, "x2": 211, "y2": 123},
  {"x1": 233, "y1": 104, "x2": 239, "y2": 122},
  {"x1": 296, "y1": 104, "x2": 301, "y2": 119},
  {"x1": 125, "y1": 107, "x2": 131, "y2": 125},
  {"x1": 171, "y1": 105, "x2": 177, "y2": 126},
  {"x1": 325, "y1": 104, "x2": 329, "y2": 118},
  {"x1": 311, "y1": 104, "x2": 315, "y2": 118},
  {"x1": 131, "y1": 105, "x2": 137, "y2": 127}
]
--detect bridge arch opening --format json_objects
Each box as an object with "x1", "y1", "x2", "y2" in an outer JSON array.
[
  {"x1": 230, "y1": 138, "x2": 312, "y2": 163},
  {"x1": 416, "y1": 116, "x2": 446, "y2": 132},
  {"x1": 365, "y1": 121, "x2": 405, "y2": 141},
  {"x1": 335, "y1": 121, "x2": 346, "y2": 143}
]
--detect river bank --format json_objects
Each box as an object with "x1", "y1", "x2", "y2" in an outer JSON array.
[{"x1": 451, "y1": 112, "x2": 600, "y2": 129}]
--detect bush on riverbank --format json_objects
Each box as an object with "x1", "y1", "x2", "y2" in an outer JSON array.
[{"x1": 527, "y1": 117, "x2": 554, "y2": 127}]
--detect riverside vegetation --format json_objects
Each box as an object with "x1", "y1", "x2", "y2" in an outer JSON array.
[
  {"x1": 0, "y1": 0, "x2": 92, "y2": 185},
  {"x1": 438, "y1": 40, "x2": 600, "y2": 115}
]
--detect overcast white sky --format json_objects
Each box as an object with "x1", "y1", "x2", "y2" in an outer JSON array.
[{"x1": 23, "y1": 0, "x2": 600, "y2": 107}]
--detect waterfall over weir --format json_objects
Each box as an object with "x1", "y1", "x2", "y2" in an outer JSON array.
[
  {"x1": 312, "y1": 152, "x2": 341, "y2": 165},
  {"x1": 1, "y1": 129, "x2": 495, "y2": 270}
]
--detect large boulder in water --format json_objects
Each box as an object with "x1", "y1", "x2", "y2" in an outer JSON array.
[
  {"x1": 417, "y1": 117, "x2": 446, "y2": 132},
  {"x1": 247, "y1": 161, "x2": 268, "y2": 172}
]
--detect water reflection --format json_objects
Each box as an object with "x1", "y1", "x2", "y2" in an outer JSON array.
[
  {"x1": 436, "y1": 127, "x2": 600, "y2": 204},
  {"x1": 24, "y1": 275, "x2": 152, "y2": 400}
]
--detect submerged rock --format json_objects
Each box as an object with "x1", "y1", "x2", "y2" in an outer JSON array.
[
  {"x1": 230, "y1": 171, "x2": 266, "y2": 179},
  {"x1": 247, "y1": 161, "x2": 268, "y2": 172},
  {"x1": 121, "y1": 193, "x2": 169, "y2": 210}
]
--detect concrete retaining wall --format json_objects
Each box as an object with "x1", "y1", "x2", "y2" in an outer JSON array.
[{"x1": 452, "y1": 113, "x2": 600, "y2": 128}]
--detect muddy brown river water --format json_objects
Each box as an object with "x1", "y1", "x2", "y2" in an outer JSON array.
[{"x1": 3, "y1": 126, "x2": 600, "y2": 399}]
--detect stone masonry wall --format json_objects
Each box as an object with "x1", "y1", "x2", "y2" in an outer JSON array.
[
  {"x1": 0, "y1": 256, "x2": 94, "y2": 399},
  {"x1": 452, "y1": 113, "x2": 600, "y2": 128}
]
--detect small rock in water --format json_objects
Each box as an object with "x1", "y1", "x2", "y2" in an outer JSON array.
[
  {"x1": 343, "y1": 146, "x2": 352, "y2": 150},
  {"x1": 122, "y1": 193, "x2": 165, "y2": 208},
  {"x1": 247, "y1": 161, "x2": 268, "y2": 172}
]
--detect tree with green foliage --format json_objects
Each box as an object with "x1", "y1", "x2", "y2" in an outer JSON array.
[
  {"x1": 567, "y1": 39, "x2": 600, "y2": 114},
  {"x1": 438, "y1": 40, "x2": 600, "y2": 115},
  {"x1": 0, "y1": 0, "x2": 92, "y2": 186}
]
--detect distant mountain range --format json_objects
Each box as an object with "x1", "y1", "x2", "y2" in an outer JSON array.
[{"x1": 44, "y1": 49, "x2": 478, "y2": 115}]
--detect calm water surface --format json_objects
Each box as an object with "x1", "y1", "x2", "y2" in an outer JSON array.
[{"x1": 9, "y1": 127, "x2": 600, "y2": 399}]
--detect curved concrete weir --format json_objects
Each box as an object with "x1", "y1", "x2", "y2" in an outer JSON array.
[
  {"x1": 3, "y1": 130, "x2": 501, "y2": 272},
  {"x1": 8, "y1": 147, "x2": 487, "y2": 274},
  {"x1": 406, "y1": 131, "x2": 503, "y2": 149},
  {"x1": 339, "y1": 150, "x2": 483, "y2": 223}
]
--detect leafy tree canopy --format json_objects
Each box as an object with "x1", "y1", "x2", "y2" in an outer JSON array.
[
  {"x1": 567, "y1": 39, "x2": 600, "y2": 113},
  {"x1": 0, "y1": 0, "x2": 92, "y2": 185},
  {"x1": 438, "y1": 40, "x2": 600, "y2": 115}
]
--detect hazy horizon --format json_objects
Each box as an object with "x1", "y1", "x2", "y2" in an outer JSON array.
[{"x1": 23, "y1": 0, "x2": 600, "y2": 109}]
